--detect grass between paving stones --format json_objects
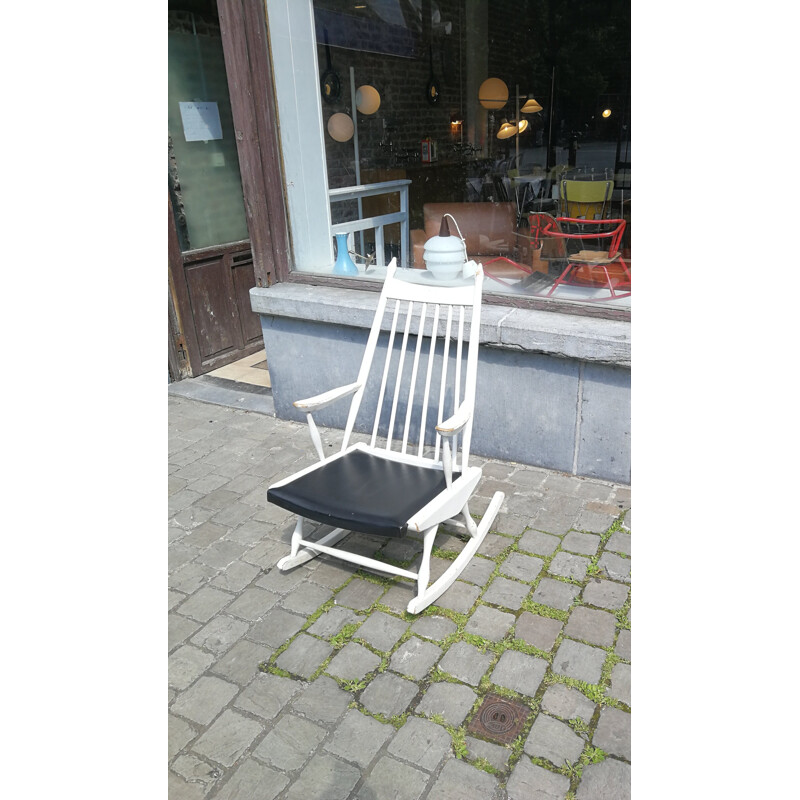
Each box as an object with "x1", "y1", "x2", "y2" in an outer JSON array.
[{"x1": 258, "y1": 509, "x2": 630, "y2": 789}]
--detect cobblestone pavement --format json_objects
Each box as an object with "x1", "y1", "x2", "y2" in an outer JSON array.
[{"x1": 169, "y1": 395, "x2": 631, "y2": 800}]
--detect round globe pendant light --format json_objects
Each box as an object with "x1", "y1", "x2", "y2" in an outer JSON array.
[
  {"x1": 478, "y1": 77, "x2": 508, "y2": 109},
  {"x1": 327, "y1": 112, "x2": 354, "y2": 142},
  {"x1": 355, "y1": 85, "x2": 381, "y2": 114}
]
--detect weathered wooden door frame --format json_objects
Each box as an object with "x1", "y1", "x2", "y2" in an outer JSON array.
[{"x1": 168, "y1": 0, "x2": 290, "y2": 378}]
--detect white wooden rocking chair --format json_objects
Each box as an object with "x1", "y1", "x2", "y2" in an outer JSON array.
[{"x1": 267, "y1": 258, "x2": 504, "y2": 614}]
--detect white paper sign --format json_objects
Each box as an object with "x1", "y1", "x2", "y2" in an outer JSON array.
[{"x1": 179, "y1": 101, "x2": 223, "y2": 142}]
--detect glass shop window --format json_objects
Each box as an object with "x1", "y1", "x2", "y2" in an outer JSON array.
[{"x1": 310, "y1": 0, "x2": 631, "y2": 309}]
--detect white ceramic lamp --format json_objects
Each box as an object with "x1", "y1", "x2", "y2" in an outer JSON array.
[{"x1": 423, "y1": 216, "x2": 467, "y2": 280}]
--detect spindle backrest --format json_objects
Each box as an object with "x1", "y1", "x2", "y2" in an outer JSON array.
[{"x1": 341, "y1": 260, "x2": 484, "y2": 474}]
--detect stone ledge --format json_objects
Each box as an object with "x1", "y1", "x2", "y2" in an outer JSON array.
[{"x1": 250, "y1": 283, "x2": 630, "y2": 366}]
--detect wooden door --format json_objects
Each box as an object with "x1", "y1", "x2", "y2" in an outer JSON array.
[{"x1": 168, "y1": 0, "x2": 287, "y2": 378}]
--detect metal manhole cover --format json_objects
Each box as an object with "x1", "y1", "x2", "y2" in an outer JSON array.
[{"x1": 466, "y1": 694, "x2": 530, "y2": 745}]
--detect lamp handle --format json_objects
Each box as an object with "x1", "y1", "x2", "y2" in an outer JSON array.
[{"x1": 444, "y1": 213, "x2": 468, "y2": 261}]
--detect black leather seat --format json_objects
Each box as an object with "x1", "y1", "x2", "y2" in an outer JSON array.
[{"x1": 267, "y1": 449, "x2": 458, "y2": 538}]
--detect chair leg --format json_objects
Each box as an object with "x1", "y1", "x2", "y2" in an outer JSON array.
[
  {"x1": 406, "y1": 491, "x2": 504, "y2": 614},
  {"x1": 276, "y1": 517, "x2": 351, "y2": 571}
]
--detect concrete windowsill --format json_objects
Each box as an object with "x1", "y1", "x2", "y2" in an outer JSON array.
[{"x1": 250, "y1": 283, "x2": 630, "y2": 367}]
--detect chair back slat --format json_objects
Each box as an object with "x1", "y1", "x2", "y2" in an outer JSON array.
[
  {"x1": 344, "y1": 261, "x2": 483, "y2": 470},
  {"x1": 401, "y1": 302, "x2": 428, "y2": 454},
  {"x1": 416, "y1": 303, "x2": 440, "y2": 459}
]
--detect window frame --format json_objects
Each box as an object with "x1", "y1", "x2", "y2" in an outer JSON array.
[{"x1": 265, "y1": 0, "x2": 630, "y2": 322}]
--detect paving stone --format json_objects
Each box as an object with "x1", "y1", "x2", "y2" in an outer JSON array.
[
  {"x1": 439, "y1": 641, "x2": 493, "y2": 686},
  {"x1": 323, "y1": 708, "x2": 393, "y2": 767},
  {"x1": 169, "y1": 714, "x2": 199, "y2": 760},
  {"x1": 291, "y1": 675, "x2": 352, "y2": 724},
  {"x1": 531, "y1": 577, "x2": 581, "y2": 610},
  {"x1": 167, "y1": 770, "x2": 206, "y2": 800},
  {"x1": 171, "y1": 675, "x2": 239, "y2": 726},
  {"x1": 506, "y1": 756, "x2": 571, "y2": 800},
  {"x1": 426, "y1": 757, "x2": 499, "y2": 800},
  {"x1": 410, "y1": 614, "x2": 457, "y2": 642},
  {"x1": 248, "y1": 608, "x2": 305, "y2": 647},
  {"x1": 283, "y1": 753, "x2": 361, "y2": 800},
  {"x1": 464, "y1": 604, "x2": 515, "y2": 642},
  {"x1": 177, "y1": 587, "x2": 235, "y2": 623},
  {"x1": 355, "y1": 610, "x2": 409, "y2": 651},
  {"x1": 326, "y1": 641, "x2": 382, "y2": 680},
  {"x1": 606, "y1": 530, "x2": 631, "y2": 555},
  {"x1": 171, "y1": 752, "x2": 221, "y2": 793},
  {"x1": 478, "y1": 532, "x2": 515, "y2": 558},
  {"x1": 190, "y1": 615, "x2": 249, "y2": 656},
  {"x1": 459, "y1": 555, "x2": 496, "y2": 586},
  {"x1": 597, "y1": 552, "x2": 631, "y2": 583},
  {"x1": 482, "y1": 576, "x2": 530, "y2": 610},
  {"x1": 616, "y1": 628, "x2": 631, "y2": 661},
  {"x1": 169, "y1": 561, "x2": 217, "y2": 595},
  {"x1": 183, "y1": 520, "x2": 227, "y2": 548},
  {"x1": 307, "y1": 559, "x2": 358, "y2": 589},
  {"x1": 307, "y1": 605, "x2": 360, "y2": 638},
  {"x1": 212, "y1": 639, "x2": 274, "y2": 685},
  {"x1": 576, "y1": 757, "x2": 631, "y2": 800},
  {"x1": 489, "y1": 649, "x2": 548, "y2": 696},
  {"x1": 168, "y1": 645, "x2": 215, "y2": 691},
  {"x1": 275, "y1": 633, "x2": 333, "y2": 679},
  {"x1": 608, "y1": 662, "x2": 631, "y2": 706},
  {"x1": 380, "y1": 537, "x2": 423, "y2": 562},
  {"x1": 360, "y1": 672, "x2": 419, "y2": 718},
  {"x1": 552, "y1": 640, "x2": 607, "y2": 684},
  {"x1": 499, "y1": 551, "x2": 545, "y2": 582},
  {"x1": 388, "y1": 716, "x2": 452, "y2": 772},
  {"x1": 356, "y1": 755, "x2": 429, "y2": 800},
  {"x1": 256, "y1": 567, "x2": 310, "y2": 596},
  {"x1": 334, "y1": 577, "x2": 386, "y2": 610},
  {"x1": 518, "y1": 529, "x2": 561, "y2": 556},
  {"x1": 514, "y1": 611, "x2": 563, "y2": 652},
  {"x1": 548, "y1": 551, "x2": 591, "y2": 581},
  {"x1": 191, "y1": 709, "x2": 263, "y2": 768},
  {"x1": 562, "y1": 531, "x2": 602, "y2": 556},
  {"x1": 252, "y1": 713, "x2": 327, "y2": 771},
  {"x1": 532, "y1": 502, "x2": 582, "y2": 536},
  {"x1": 212, "y1": 757, "x2": 288, "y2": 800},
  {"x1": 390, "y1": 637, "x2": 442, "y2": 680},
  {"x1": 434, "y1": 580, "x2": 480, "y2": 614},
  {"x1": 197, "y1": 540, "x2": 248, "y2": 570},
  {"x1": 225, "y1": 587, "x2": 280, "y2": 621},
  {"x1": 574, "y1": 509, "x2": 615, "y2": 534},
  {"x1": 233, "y1": 672, "x2": 299, "y2": 720},
  {"x1": 415, "y1": 682, "x2": 477, "y2": 727},
  {"x1": 582, "y1": 579, "x2": 629, "y2": 610},
  {"x1": 169, "y1": 614, "x2": 202, "y2": 653},
  {"x1": 540, "y1": 684, "x2": 597, "y2": 724},
  {"x1": 280, "y1": 581, "x2": 334, "y2": 616},
  {"x1": 379, "y1": 582, "x2": 416, "y2": 614},
  {"x1": 524, "y1": 712, "x2": 585, "y2": 766},
  {"x1": 210, "y1": 559, "x2": 261, "y2": 592},
  {"x1": 465, "y1": 735, "x2": 510, "y2": 771},
  {"x1": 564, "y1": 606, "x2": 617, "y2": 647}
]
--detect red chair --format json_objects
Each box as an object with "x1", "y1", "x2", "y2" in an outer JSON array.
[{"x1": 543, "y1": 217, "x2": 631, "y2": 300}]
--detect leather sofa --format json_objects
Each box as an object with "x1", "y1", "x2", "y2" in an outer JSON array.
[{"x1": 411, "y1": 202, "x2": 517, "y2": 270}]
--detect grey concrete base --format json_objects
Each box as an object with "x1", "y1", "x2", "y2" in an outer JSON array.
[{"x1": 251, "y1": 284, "x2": 630, "y2": 483}]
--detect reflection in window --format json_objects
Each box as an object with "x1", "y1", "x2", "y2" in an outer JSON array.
[{"x1": 311, "y1": 0, "x2": 631, "y2": 308}]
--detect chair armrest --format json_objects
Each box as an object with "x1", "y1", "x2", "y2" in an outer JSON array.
[
  {"x1": 293, "y1": 382, "x2": 361, "y2": 413},
  {"x1": 436, "y1": 403, "x2": 472, "y2": 437}
]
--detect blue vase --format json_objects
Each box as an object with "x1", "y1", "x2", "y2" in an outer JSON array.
[{"x1": 333, "y1": 233, "x2": 359, "y2": 276}]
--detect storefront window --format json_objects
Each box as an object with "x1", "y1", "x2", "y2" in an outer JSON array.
[{"x1": 271, "y1": 0, "x2": 630, "y2": 310}]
